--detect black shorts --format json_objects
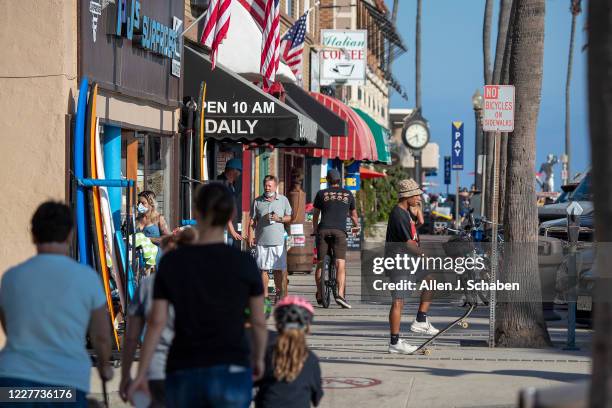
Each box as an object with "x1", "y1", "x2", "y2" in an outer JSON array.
[{"x1": 316, "y1": 229, "x2": 348, "y2": 260}]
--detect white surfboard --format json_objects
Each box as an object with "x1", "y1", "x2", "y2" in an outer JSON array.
[{"x1": 94, "y1": 119, "x2": 126, "y2": 313}]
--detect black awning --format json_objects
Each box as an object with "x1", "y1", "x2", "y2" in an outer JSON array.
[
  {"x1": 282, "y1": 82, "x2": 348, "y2": 138},
  {"x1": 184, "y1": 44, "x2": 318, "y2": 146}
]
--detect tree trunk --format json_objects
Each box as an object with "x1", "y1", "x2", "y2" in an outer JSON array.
[
  {"x1": 496, "y1": 0, "x2": 551, "y2": 348},
  {"x1": 482, "y1": 0, "x2": 495, "y2": 220},
  {"x1": 483, "y1": 0, "x2": 494, "y2": 85},
  {"x1": 565, "y1": 0, "x2": 580, "y2": 182},
  {"x1": 588, "y1": 1, "x2": 612, "y2": 405},
  {"x1": 415, "y1": 0, "x2": 422, "y2": 109},
  {"x1": 497, "y1": 0, "x2": 515, "y2": 222}
]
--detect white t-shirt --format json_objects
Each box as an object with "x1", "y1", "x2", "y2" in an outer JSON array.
[{"x1": 0, "y1": 254, "x2": 106, "y2": 392}]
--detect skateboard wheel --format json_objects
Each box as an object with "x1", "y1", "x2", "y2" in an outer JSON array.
[
  {"x1": 423, "y1": 348, "x2": 431, "y2": 356},
  {"x1": 112, "y1": 360, "x2": 121, "y2": 368},
  {"x1": 460, "y1": 321, "x2": 469, "y2": 328}
]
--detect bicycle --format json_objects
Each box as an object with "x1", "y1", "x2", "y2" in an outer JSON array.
[{"x1": 315, "y1": 228, "x2": 360, "y2": 308}]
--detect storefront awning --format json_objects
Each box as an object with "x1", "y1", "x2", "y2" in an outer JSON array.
[
  {"x1": 184, "y1": 44, "x2": 318, "y2": 146},
  {"x1": 352, "y1": 108, "x2": 392, "y2": 165},
  {"x1": 283, "y1": 83, "x2": 348, "y2": 138},
  {"x1": 360, "y1": 167, "x2": 387, "y2": 179},
  {"x1": 284, "y1": 97, "x2": 331, "y2": 149},
  {"x1": 295, "y1": 93, "x2": 378, "y2": 161}
]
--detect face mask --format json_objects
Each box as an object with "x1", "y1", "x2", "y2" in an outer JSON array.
[
  {"x1": 137, "y1": 203, "x2": 147, "y2": 214},
  {"x1": 265, "y1": 191, "x2": 275, "y2": 198}
]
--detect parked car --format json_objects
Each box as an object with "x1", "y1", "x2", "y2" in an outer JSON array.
[{"x1": 538, "y1": 171, "x2": 592, "y2": 223}]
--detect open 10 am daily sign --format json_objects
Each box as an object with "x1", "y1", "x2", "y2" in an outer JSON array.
[
  {"x1": 204, "y1": 100, "x2": 277, "y2": 135},
  {"x1": 483, "y1": 85, "x2": 515, "y2": 132}
]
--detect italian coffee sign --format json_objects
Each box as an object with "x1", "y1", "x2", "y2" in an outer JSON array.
[{"x1": 320, "y1": 30, "x2": 367, "y2": 85}]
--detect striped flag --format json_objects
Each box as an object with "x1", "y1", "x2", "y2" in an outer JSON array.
[
  {"x1": 200, "y1": 0, "x2": 233, "y2": 69},
  {"x1": 280, "y1": 11, "x2": 309, "y2": 79},
  {"x1": 239, "y1": 0, "x2": 281, "y2": 90}
]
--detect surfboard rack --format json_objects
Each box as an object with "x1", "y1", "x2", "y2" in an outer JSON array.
[
  {"x1": 181, "y1": 219, "x2": 197, "y2": 226},
  {"x1": 77, "y1": 178, "x2": 138, "y2": 310}
]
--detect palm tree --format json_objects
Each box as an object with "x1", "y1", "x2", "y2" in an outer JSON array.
[
  {"x1": 565, "y1": 0, "x2": 581, "y2": 185},
  {"x1": 587, "y1": 0, "x2": 612, "y2": 404},
  {"x1": 495, "y1": 0, "x2": 513, "y2": 222},
  {"x1": 495, "y1": 0, "x2": 551, "y2": 347},
  {"x1": 415, "y1": 0, "x2": 422, "y2": 109},
  {"x1": 483, "y1": 0, "x2": 494, "y2": 85}
]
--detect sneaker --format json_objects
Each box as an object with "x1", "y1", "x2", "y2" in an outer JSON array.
[
  {"x1": 410, "y1": 319, "x2": 440, "y2": 335},
  {"x1": 335, "y1": 296, "x2": 352, "y2": 309},
  {"x1": 388, "y1": 339, "x2": 418, "y2": 354}
]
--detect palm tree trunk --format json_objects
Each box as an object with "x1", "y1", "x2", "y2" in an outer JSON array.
[
  {"x1": 565, "y1": 1, "x2": 580, "y2": 183},
  {"x1": 587, "y1": 1, "x2": 612, "y2": 405},
  {"x1": 495, "y1": 0, "x2": 551, "y2": 348},
  {"x1": 483, "y1": 0, "x2": 494, "y2": 85},
  {"x1": 415, "y1": 0, "x2": 422, "y2": 109},
  {"x1": 496, "y1": 0, "x2": 514, "y2": 223}
]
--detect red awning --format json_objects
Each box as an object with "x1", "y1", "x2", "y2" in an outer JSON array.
[
  {"x1": 360, "y1": 167, "x2": 387, "y2": 179},
  {"x1": 297, "y1": 93, "x2": 378, "y2": 161}
]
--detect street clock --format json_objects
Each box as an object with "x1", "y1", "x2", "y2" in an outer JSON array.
[{"x1": 402, "y1": 109, "x2": 430, "y2": 151}]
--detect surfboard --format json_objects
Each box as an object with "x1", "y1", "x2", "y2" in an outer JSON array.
[
  {"x1": 86, "y1": 82, "x2": 121, "y2": 350},
  {"x1": 74, "y1": 78, "x2": 90, "y2": 265},
  {"x1": 94, "y1": 118, "x2": 126, "y2": 313},
  {"x1": 114, "y1": 231, "x2": 136, "y2": 303}
]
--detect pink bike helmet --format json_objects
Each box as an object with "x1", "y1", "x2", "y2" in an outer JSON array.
[{"x1": 274, "y1": 296, "x2": 314, "y2": 331}]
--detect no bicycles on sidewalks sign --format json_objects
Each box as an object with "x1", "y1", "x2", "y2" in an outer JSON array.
[{"x1": 483, "y1": 85, "x2": 515, "y2": 132}]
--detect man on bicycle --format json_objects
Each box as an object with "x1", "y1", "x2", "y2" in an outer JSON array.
[{"x1": 312, "y1": 169, "x2": 359, "y2": 309}]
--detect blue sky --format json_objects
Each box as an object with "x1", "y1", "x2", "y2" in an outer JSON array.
[{"x1": 386, "y1": 0, "x2": 589, "y2": 192}]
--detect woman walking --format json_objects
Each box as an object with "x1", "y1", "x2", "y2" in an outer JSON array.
[{"x1": 128, "y1": 183, "x2": 267, "y2": 407}]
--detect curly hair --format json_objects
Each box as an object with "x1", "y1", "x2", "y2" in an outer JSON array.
[
  {"x1": 138, "y1": 190, "x2": 161, "y2": 225},
  {"x1": 272, "y1": 328, "x2": 309, "y2": 382}
]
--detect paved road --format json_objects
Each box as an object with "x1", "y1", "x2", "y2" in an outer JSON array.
[{"x1": 91, "y1": 244, "x2": 593, "y2": 407}]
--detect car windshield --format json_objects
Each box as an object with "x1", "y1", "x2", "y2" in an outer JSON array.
[{"x1": 571, "y1": 173, "x2": 592, "y2": 201}]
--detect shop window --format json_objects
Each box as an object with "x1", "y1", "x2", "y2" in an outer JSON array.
[
  {"x1": 136, "y1": 133, "x2": 174, "y2": 219},
  {"x1": 286, "y1": 0, "x2": 294, "y2": 17}
]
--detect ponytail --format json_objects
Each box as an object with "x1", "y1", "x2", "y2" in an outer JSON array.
[{"x1": 272, "y1": 329, "x2": 308, "y2": 382}]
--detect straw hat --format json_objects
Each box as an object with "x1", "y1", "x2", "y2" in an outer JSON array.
[{"x1": 398, "y1": 179, "x2": 423, "y2": 198}]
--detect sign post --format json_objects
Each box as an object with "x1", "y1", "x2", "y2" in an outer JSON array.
[
  {"x1": 444, "y1": 156, "x2": 451, "y2": 196},
  {"x1": 451, "y1": 122, "x2": 464, "y2": 228},
  {"x1": 483, "y1": 85, "x2": 515, "y2": 348}
]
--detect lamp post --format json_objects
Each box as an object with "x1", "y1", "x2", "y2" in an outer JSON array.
[{"x1": 472, "y1": 89, "x2": 484, "y2": 216}]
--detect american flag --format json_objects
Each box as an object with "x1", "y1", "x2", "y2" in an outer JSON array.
[
  {"x1": 239, "y1": 0, "x2": 281, "y2": 90},
  {"x1": 200, "y1": 0, "x2": 232, "y2": 69},
  {"x1": 280, "y1": 11, "x2": 309, "y2": 79}
]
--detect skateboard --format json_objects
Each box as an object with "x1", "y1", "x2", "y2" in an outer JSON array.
[{"x1": 411, "y1": 303, "x2": 476, "y2": 355}]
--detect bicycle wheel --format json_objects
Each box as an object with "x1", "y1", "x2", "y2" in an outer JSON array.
[{"x1": 320, "y1": 255, "x2": 332, "y2": 308}]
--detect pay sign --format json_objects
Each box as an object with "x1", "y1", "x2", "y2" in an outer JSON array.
[{"x1": 483, "y1": 85, "x2": 515, "y2": 132}]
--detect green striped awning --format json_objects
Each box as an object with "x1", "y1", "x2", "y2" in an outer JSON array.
[{"x1": 352, "y1": 108, "x2": 391, "y2": 164}]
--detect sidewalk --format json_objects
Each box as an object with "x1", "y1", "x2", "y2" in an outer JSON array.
[{"x1": 90, "y1": 242, "x2": 593, "y2": 407}]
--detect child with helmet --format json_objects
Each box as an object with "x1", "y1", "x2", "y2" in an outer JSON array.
[{"x1": 254, "y1": 296, "x2": 323, "y2": 408}]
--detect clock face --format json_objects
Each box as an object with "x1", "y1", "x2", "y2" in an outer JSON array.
[{"x1": 403, "y1": 122, "x2": 429, "y2": 149}]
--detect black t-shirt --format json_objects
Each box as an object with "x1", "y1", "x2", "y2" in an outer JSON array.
[
  {"x1": 313, "y1": 187, "x2": 355, "y2": 232},
  {"x1": 385, "y1": 205, "x2": 418, "y2": 243},
  {"x1": 255, "y1": 336, "x2": 323, "y2": 408},
  {"x1": 153, "y1": 244, "x2": 263, "y2": 372}
]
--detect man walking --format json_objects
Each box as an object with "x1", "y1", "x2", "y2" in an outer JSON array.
[
  {"x1": 249, "y1": 175, "x2": 292, "y2": 299},
  {"x1": 218, "y1": 158, "x2": 243, "y2": 248},
  {"x1": 386, "y1": 179, "x2": 439, "y2": 354},
  {"x1": 312, "y1": 169, "x2": 360, "y2": 309},
  {"x1": 0, "y1": 201, "x2": 112, "y2": 404}
]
